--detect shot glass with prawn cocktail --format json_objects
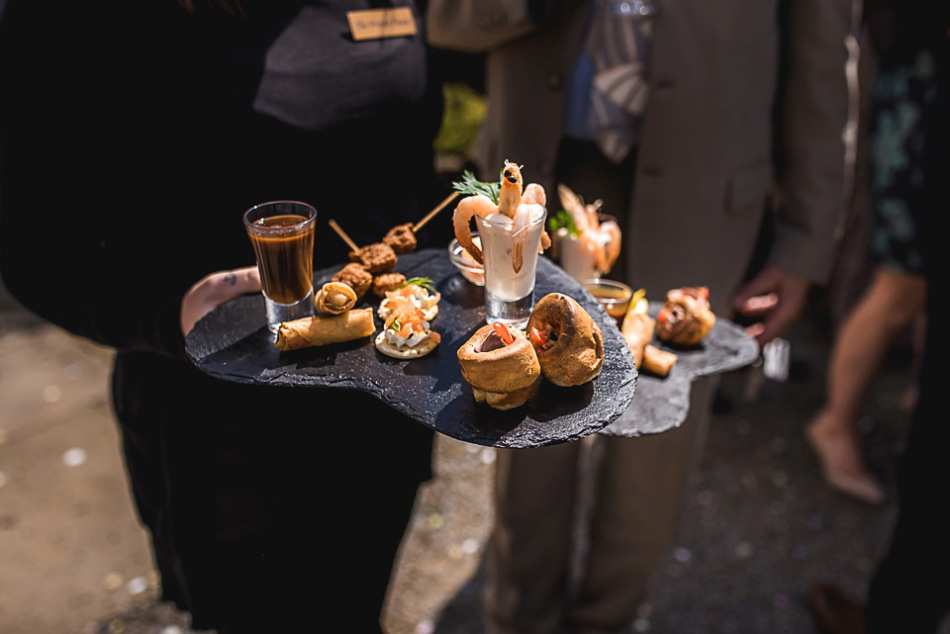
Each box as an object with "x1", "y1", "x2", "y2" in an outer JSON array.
[{"x1": 475, "y1": 206, "x2": 547, "y2": 330}]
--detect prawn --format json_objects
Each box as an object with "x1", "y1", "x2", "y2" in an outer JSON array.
[
  {"x1": 453, "y1": 160, "x2": 551, "y2": 273},
  {"x1": 557, "y1": 183, "x2": 622, "y2": 276},
  {"x1": 499, "y1": 161, "x2": 551, "y2": 273},
  {"x1": 523, "y1": 182, "x2": 553, "y2": 254},
  {"x1": 384, "y1": 296, "x2": 429, "y2": 340},
  {"x1": 576, "y1": 229, "x2": 608, "y2": 274},
  {"x1": 497, "y1": 160, "x2": 524, "y2": 217},
  {"x1": 452, "y1": 192, "x2": 496, "y2": 264},
  {"x1": 599, "y1": 216, "x2": 622, "y2": 274},
  {"x1": 511, "y1": 201, "x2": 546, "y2": 273}
]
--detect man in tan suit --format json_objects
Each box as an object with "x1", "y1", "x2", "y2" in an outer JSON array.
[{"x1": 426, "y1": 1, "x2": 857, "y2": 632}]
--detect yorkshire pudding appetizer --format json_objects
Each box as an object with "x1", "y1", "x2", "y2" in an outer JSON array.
[
  {"x1": 656, "y1": 286, "x2": 716, "y2": 346},
  {"x1": 527, "y1": 293, "x2": 605, "y2": 387},
  {"x1": 457, "y1": 323, "x2": 541, "y2": 410}
]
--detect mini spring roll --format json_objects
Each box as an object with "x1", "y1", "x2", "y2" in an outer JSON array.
[
  {"x1": 274, "y1": 307, "x2": 375, "y2": 351},
  {"x1": 621, "y1": 289, "x2": 677, "y2": 376},
  {"x1": 621, "y1": 289, "x2": 655, "y2": 369},
  {"x1": 643, "y1": 344, "x2": 677, "y2": 377}
]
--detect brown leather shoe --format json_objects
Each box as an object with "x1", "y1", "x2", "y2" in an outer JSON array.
[{"x1": 807, "y1": 583, "x2": 867, "y2": 634}]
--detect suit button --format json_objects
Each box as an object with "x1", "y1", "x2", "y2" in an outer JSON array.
[{"x1": 547, "y1": 73, "x2": 564, "y2": 91}]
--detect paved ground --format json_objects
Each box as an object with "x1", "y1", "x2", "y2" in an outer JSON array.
[{"x1": 0, "y1": 277, "x2": 936, "y2": 634}]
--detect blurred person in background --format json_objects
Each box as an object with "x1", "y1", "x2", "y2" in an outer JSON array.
[
  {"x1": 808, "y1": 0, "x2": 948, "y2": 631},
  {"x1": 426, "y1": 0, "x2": 857, "y2": 632},
  {"x1": 0, "y1": 1, "x2": 450, "y2": 632},
  {"x1": 805, "y1": 15, "x2": 927, "y2": 506},
  {"x1": 805, "y1": 0, "x2": 931, "y2": 507}
]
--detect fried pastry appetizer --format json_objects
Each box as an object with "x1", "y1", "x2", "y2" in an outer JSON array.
[
  {"x1": 314, "y1": 281, "x2": 357, "y2": 316},
  {"x1": 656, "y1": 286, "x2": 716, "y2": 346},
  {"x1": 527, "y1": 293, "x2": 604, "y2": 387},
  {"x1": 274, "y1": 308, "x2": 375, "y2": 351},
  {"x1": 457, "y1": 322, "x2": 541, "y2": 410},
  {"x1": 620, "y1": 289, "x2": 677, "y2": 377}
]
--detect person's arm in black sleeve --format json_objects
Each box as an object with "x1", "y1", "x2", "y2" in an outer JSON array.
[{"x1": 0, "y1": 0, "x2": 189, "y2": 359}]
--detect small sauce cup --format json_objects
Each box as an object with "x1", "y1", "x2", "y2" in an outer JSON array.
[
  {"x1": 448, "y1": 235, "x2": 485, "y2": 287},
  {"x1": 582, "y1": 278, "x2": 633, "y2": 326}
]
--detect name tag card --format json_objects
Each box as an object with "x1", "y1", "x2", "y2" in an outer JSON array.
[{"x1": 347, "y1": 7, "x2": 417, "y2": 41}]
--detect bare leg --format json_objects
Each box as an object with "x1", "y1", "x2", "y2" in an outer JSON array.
[{"x1": 806, "y1": 267, "x2": 926, "y2": 504}]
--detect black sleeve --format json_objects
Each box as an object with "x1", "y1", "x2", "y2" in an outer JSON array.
[{"x1": 0, "y1": 0, "x2": 188, "y2": 359}]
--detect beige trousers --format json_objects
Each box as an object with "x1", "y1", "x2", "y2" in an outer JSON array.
[{"x1": 484, "y1": 377, "x2": 718, "y2": 634}]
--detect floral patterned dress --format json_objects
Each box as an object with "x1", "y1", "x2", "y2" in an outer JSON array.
[{"x1": 867, "y1": 48, "x2": 938, "y2": 275}]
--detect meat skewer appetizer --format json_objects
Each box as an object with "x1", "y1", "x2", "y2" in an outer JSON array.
[
  {"x1": 382, "y1": 190, "x2": 460, "y2": 255},
  {"x1": 331, "y1": 262, "x2": 373, "y2": 301},
  {"x1": 327, "y1": 218, "x2": 401, "y2": 297}
]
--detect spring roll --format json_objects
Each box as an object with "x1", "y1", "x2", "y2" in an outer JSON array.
[
  {"x1": 621, "y1": 290, "x2": 655, "y2": 369},
  {"x1": 643, "y1": 344, "x2": 677, "y2": 377},
  {"x1": 274, "y1": 307, "x2": 375, "y2": 351},
  {"x1": 621, "y1": 289, "x2": 677, "y2": 376}
]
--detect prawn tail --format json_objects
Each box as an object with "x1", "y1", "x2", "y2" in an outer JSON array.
[
  {"x1": 468, "y1": 242, "x2": 484, "y2": 264},
  {"x1": 453, "y1": 194, "x2": 494, "y2": 265},
  {"x1": 539, "y1": 229, "x2": 551, "y2": 253},
  {"x1": 498, "y1": 160, "x2": 524, "y2": 217}
]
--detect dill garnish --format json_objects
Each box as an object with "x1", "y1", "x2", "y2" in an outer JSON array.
[
  {"x1": 403, "y1": 277, "x2": 435, "y2": 291},
  {"x1": 451, "y1": 170, "x2": 500, "y2": 204}
]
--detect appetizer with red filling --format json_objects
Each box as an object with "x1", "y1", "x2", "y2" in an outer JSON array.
[
  {"x1": 656, "y1": 286, "x2": 716, "y2": 346},
  {"x1": 527, "y1": 293, "x2": 604, "y2": 387},
  {"x1": 374, "y1": 291, "x2": 441, "y2": 359},
  {"x1": 457, "y1": 322, "x2": 541, "y2": 410}
]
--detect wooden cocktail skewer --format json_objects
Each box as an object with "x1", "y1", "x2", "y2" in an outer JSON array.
[
  {"x1": 411, "y1": 191, "x2": 459, "y2": 233},
  {"x1": 329, "y1": 190, "x2": 461, "y2": 256},
  {"x1": 329, "y1": 218, "x2": 398, "y2": 274},
  {"x1": 328, "y1": 219, "x2": 359, "y2": 253}
]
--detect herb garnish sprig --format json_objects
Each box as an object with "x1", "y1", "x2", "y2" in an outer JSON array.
[
  {"x1": 403, "y1": 277, "x2": 436, "y2": 292},
  {"x1": 451, "y1": 170, "x2": 501, "y2": 205},
  {"x1": 547, "y1": 209, "x2": 580, "y2": 236}
]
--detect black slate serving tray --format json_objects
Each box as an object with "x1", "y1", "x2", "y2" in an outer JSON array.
[
  {"x1": 600, "y1": 302, "x2": 760, "y2": 437},
  {"x1": 186, "y1": 249, "x2": 639, "y2": 449}
]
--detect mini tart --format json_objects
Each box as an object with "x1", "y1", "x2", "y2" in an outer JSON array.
[
  {"x1": 527, "y1": 293, "x2": 605, "y2": 387},
  {"x1": 375, "y1": 329, "x2": 440, "y2": 359}
]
